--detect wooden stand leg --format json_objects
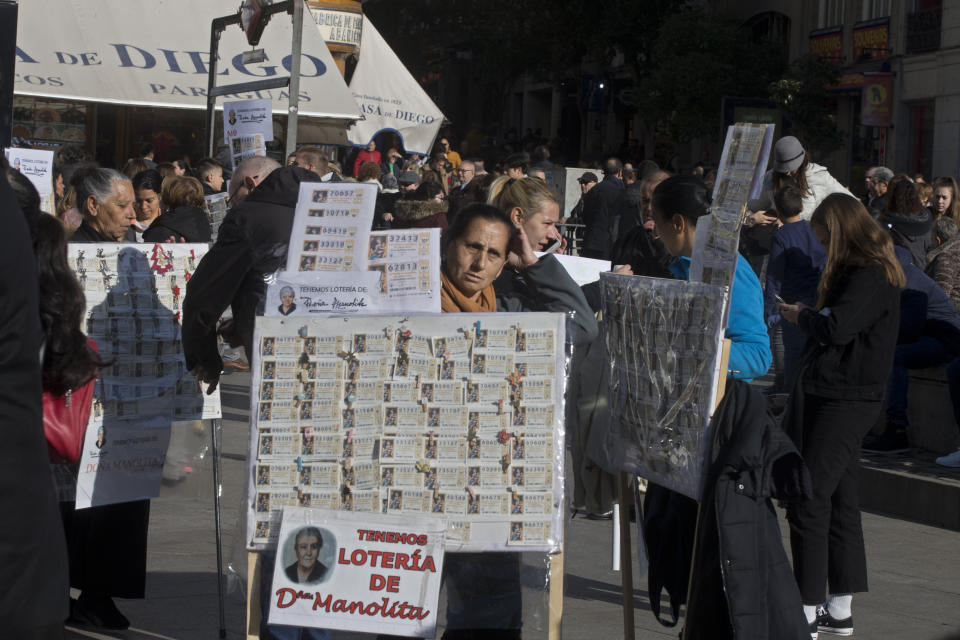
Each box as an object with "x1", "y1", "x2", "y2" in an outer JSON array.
[
  {"x1": 548, "y1": 551, "x2": 564, "y2": 640},
  {"x1": 618, "y1": 471, "x2": 635, "y2": 640},
  {"x1": 246, "y1": 551, "x2": 261, "y2": 640}
]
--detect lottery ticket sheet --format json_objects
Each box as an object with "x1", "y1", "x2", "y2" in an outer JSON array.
[
  {"x1": 366, "y1": 228, "x2": 440, "y2": 311},
  {"x1": 68, "y1": 244, "x2": 222, "y2": 508},
  {"x1": 246, "y1": 313, "x2": 568, "y2": 552},
  {"x1": 599, "y1": 273, "x2": 726, "y2": 500},
  {"x1": 286, "y1": 182, "x2": 376, "y2": 273},
  {"x1": 689, "y1": 123, "x2": 774, "y2": 289}
]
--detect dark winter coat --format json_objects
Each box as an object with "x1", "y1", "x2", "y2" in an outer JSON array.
[
  {"x1": 392, "y1": 198, "x2": 448, "y2": 231},
  {"x1": 0, "y1": 177, "x2": 70, "y2": 634},
  {"x1": 683, "y1": 379, "x2": 812, "y2": 640},
  {"x1": 580, "y1": 174, "x2": 624, "y2": 258},
  {"x1": 493, "y1": 254, "x2": 598, "y2": 346},
  {"x1": 182, "y1": 166, "x2": 321, "y2": 372},
  {"x1": 70, "y1": 220, "x2": 137, "y2": 242},
  {"x1": 142, "y1": 205, "x2": 211, "y2": 243},
  {"x1": 614, "y1": 181, "x2": 644, "y2": 241},
  {"x1": 797, "y1": 263, "x2": 901, "y2": 401},
  {"x1": 880, "y1": 209, "x2": 935, "y2": 270}
]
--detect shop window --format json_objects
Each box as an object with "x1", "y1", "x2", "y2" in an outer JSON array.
[
  {"x1": 745, "y1": 11, "x2": 792, "y2": 64},
  {"x1": 818, "y1": 0, "x2": 845, "y2": 28},
  {"x1": 906, "y1": 0, "x2": 941, "y2": 53}
]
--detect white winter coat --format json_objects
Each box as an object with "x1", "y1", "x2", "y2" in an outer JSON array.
[{"x1": 762, "y1": 162, "x2": 851, "y2": 220}]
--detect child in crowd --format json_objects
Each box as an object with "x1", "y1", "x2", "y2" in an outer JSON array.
[{"x1": 765, "y1": 182, "x2": 826, "y2": 388}]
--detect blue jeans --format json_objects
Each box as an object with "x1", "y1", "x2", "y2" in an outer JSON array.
[
  {"x1": 886, "y1": 337, "x2": 960, "y2": 427},
  {"x1": 259, "y1": 551, "x2": 330, "y2": 640}
]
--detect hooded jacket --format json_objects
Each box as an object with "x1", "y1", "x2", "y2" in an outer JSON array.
[
  {"x1": 392, "y1": 198, "x2": 448, "y2": 230},
  {"x1": 142, "y1": 205, "x2": 212, "y2": 243},
  {"x1": 880, "y1": 209, "x2": 935, "y2": 270},
  {"x1": 182, "y1": 166, "x2": 320, "y2": 373}
]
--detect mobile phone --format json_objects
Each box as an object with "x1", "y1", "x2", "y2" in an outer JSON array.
[{"x1": 542, "y1": 237, "x2": 562, "y2": 254}]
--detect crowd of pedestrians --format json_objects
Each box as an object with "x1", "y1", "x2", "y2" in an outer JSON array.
[{"x1": 3, "y1": 126, "x2": 960, "y2": 640}]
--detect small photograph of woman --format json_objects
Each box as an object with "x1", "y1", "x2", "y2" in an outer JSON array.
[{"x1": 278, "y1": 286, "x2": 297, "y2": 316}]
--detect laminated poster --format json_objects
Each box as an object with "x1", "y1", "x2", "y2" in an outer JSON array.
[
  {"x1": 268, "y1": 508, "x2": 445, "y2": 637},
  {"x1": 69, "y1": 243, "x2": 222, "y2": 509},
  {"x1": 286, "y1": 182, "x2": 376, "y2": 273},
  {"x1": 247, "y1": 313, "x2": 567, "y2": 553}
]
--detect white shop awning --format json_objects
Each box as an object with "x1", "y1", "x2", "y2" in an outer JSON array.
[
  {"x1": 346, "y1": 16, "x2": 445, "y2": 155},
  {"x1": 14, "y1": 0, "x2": 361, "y2": 122}
]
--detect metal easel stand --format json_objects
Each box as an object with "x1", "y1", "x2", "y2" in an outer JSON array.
[{"x1": 211, "y1": 416, "x2": 227, "y2": 639}]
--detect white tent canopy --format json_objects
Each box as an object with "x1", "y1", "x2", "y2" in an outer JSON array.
[
  {"x1": 346, "y1": 16, "x2": 444, "y2": 155},
  {"x1": 14, "y1": 0, "x2": 360, "y2": 122}
]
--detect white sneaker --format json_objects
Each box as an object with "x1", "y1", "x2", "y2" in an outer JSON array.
[{"x1": 935, "y1": 448, "x2": 960, "y2": 467}]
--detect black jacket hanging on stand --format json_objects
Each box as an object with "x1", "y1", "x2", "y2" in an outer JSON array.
[{"x1": 642, "y1": 380, "x2": 812, "y2": 640}]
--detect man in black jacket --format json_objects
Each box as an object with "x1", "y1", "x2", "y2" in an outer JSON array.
[
  {"x1": 183, "y1": 166, "x2": 321, "y2": 393},
  {"x1": 580, "y1": 158, "x2": 624, "y2": 259}
]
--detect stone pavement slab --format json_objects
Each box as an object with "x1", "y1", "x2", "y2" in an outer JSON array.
[{"x1": 64, "y1": 371, "x2": 960, "y2": 640}]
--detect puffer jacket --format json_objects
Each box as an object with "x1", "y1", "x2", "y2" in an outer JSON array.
[
  {"x1": 683, "y1": 379, "x2": 812, "y2": 640},
  {"x1": 392, "y1": 198, "x2": 448, "y2": 231},
  {"x1": 762, "y1": 163, "x2": 851, "y2": 221},
  {"x1": 926, "y1": 235, "x2": 960, "y2": 313},
  {"x1": 182, "y1": 166, "x2": 321, "y2": 372}
]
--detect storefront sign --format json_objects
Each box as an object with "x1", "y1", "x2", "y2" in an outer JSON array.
[
  {"x1": 809, "y1": 26, "x2": 843, "y2": 60},
  {"x1": 14, "y1": 0, "x2": 360, "y2": 121},
  {"x1": 853, "y1": 18, "x2": 890, "y2": 60},
  {"x1": 346, "y1": 16, "x2": 444, "y2": 154},
  {"x1": 308, "y1": 8, "x2": 363, "y2": 48},
  {"x1": 861, "y1": 72, "x2": 894, "y2": 127},
  {"x1": 269, "y1": 508, "x2": 445, "y2": 637}
]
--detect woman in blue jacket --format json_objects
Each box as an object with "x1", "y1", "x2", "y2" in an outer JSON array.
[{"x1": 651, "y1": 175, "x2": 772, "y2": 381}]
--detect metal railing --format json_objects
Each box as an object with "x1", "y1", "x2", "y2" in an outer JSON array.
[{"x1": 558, "y1": 223, "x2": 586, "y2": 256}]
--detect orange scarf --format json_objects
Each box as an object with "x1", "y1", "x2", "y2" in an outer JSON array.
[{"x1": 440, "y1": 272, "x2": 497, "y2": 313}]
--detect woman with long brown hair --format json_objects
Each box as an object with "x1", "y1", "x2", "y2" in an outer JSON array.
[{"x1": 779, "y1": 193, "x2": 905, "y2": 638}]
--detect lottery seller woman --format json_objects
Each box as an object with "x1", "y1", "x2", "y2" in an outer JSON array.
[
  {"x1": 440, "y1": 202, "x2": 597, "y2": 636},
  {"x1": 64, "y1": 166, "x2": 146, "y2": 630},
  {"x1": 650, "y1": 175, "x2": 772, "y2": 381}
]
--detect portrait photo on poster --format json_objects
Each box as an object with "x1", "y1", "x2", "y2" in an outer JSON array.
[{"x1": 280, "y1": 525, "x2": 337, "y2": 586}]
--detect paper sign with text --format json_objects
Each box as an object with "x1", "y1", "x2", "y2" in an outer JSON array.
[
  {"x1": 266, "y1": 272, "x2": 383, "y2": 317},
  {"x1": 223, "y1": 98, "x2": 274, "y2": 143},
  {"x1": 534, "y1": 252, "x2": 610, "y2": 286},
  {"x1": 270, "y1": 508, "x2": 445, "y2": 637},
  {"x1": 5, "y1": 147, "x2": 55, "y2": 213},
  {"x1": 287, "y1": 182, "x2": 376, "y2": 273}
]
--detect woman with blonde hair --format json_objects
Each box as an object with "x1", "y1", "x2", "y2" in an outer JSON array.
[
  {"x1": 779, "y1": 193, "x2": 905, "y2": 638},
  {"x1": 487, "y1": 176, "x2": 597, "y2": 341}
]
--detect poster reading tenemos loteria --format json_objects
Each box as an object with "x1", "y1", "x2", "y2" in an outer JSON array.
[{"x1": 269, "y1": 508, "x2": 445, "y2": 637}]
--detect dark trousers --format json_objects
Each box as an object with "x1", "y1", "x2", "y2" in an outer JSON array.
[
  {"x1": 787, "y1": 395, "x2": 879, "y2": 604},
  {"x1": 886, "y1": 337, "x2": 960, "y2": 427}
]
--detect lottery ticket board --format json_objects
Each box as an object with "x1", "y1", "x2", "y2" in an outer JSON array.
[{"x1": 246, "y1": 313, "x2": 567, "y2": 552}]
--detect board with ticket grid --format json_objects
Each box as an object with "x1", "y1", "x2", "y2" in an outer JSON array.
[{"x1": 246, "y1": 313, "x2": 567, "y2": 552}]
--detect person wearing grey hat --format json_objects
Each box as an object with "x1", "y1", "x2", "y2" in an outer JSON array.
[
  {"x1": 398, "y1": 170, "x2": 420, "y2": 194},
  {"x1": 375, "y1": 174, "x2": 401, "y2": 229},
  {"x1": 756, "y1": 136, "x2": 850, "y2": 223}
]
